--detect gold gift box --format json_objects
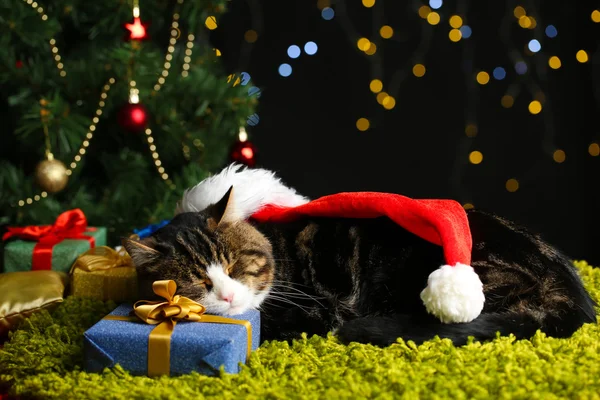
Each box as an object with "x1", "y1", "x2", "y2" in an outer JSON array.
[{"x1": 70, "y1": 246, "x2": 138, "y2": 303}]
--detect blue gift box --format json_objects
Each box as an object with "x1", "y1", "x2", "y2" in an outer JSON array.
[{"x1": 83, "y1": 303, "x2": 260, "y2": 376}]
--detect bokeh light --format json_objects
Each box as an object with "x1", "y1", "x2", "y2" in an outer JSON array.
[
  {"x1": 205, "y1": 16, "x2": 218, "y2": 30},
  {"x1": 362, "y1": 0, "x2": 375, "y2": 8},
  {"x1": 515, "y1": 61, "x2": 528, "y2": 75},
  {"x1": 589, "y1": 143, "x2": 600, "y2": 156},
  {"x1": 469, "y1": 151, "x2": 483, "y2": 164},
  {"x1": 278, "y1": 63, "x2": 292, "y2": 77},
  {"x1": 316, "y1": 0, "x2": 330, "y2": 10},
  {"x1": 459, "y1": 25, "x2": 472, "y2": 38},
  {"x1": 553, "y1": 149, "x2": 566, "y2": 163},
  {"x1": 427, "y1": 12, "x2": 441, "y2": 25},
  {"x1": 476, "y1": 71, "x2": 490, "y2": 85},
  {"x1": 418, "y1": 5, "x2": 431, "y2": 19},
  {"x1": 528, "y1": 100, "x2": 542, "y2": 114},
  {"x1": 518, "y1": 16, "x2": 532, "y2": 28},
  {"x1": 463, "y1": 203, "x2": 474, "y2": 210},
  {"x1": 545, "y1": 25, "x2": 558, "y2": 38},
  {"x1": 465, "y1": 124, "x2": 478, "y2": 137},
  {"x1": 506, "y1": 179, "x2": 519, "y2": 192},
  {"x1": 548, "y1": 56, "x2": 561, "y2": 69},
  {"x1": 365, "y1": 43, "x2": 377, "y2": 55},
  {"x1": 449, "y1": 15, "x2": 463, "y2": 28},
  {"x1": 370, "y1": 79, "x2": 383, "y2": 93},
  {"x1": 321, "y1": 7, "x2": 335, "y2": 20},
  {"x1": 304, "y1": 41, "x2": 318, "y2": 55},
  {"x1": 576, "y1": 50, "x2": 589, "y2": 63},
  {"x1": 356, "y1": 118, "x2": 370, "y2": 131},
  {"x1": 412, "y1": 64, "x2": 426, "y2": 77},
  {"x1": 449, "y1": 29, "x2": 462, "y2": 42},
  {"x1": 493, "y1": 67, "x2": 506, "y2": 80},
  {"x1": 380, "y1": 25, "x2": 393, "y2": 39},
  {"x1": 382, "y1": 96, "x2": 396, "y2": 110},
  {"x1": 287, "y1": 45, "x2": 301, "y2": 59},
  {"x1": 501, "y1": 95, "x2": 514, "y2": 108},
  {"x1": 244, "y1": 30, "x2": 258, "y2": 43},
  {"x1": 513, "y1": 6, "x2": 526, "y2": 18},
  {"x1": 429, "y1": 0, "x2": 443, "y2": 9},
  {"x1": 592, "y1": 10, "x2": 600, "y2": 23},
  {"x1": 528, "y1": 39, "x2": 541, "y2": 52},
  {"x1": 357, "y1": 38, "x2": 370, "y2": 51},
  {"x1": 376, "y1": 92, "x2": 388, "y2": 104}
]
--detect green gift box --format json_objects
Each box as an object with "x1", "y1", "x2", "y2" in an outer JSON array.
[{"x1": 2, "y1": 209, "x2": 106, "y2": 274}]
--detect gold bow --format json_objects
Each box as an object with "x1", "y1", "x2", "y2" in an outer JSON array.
[
  {"x1": 70, "y1": 246, "x2": 132, "y2": 273},
  {"x1": 104, "y1": 280, "x2": 252, "y2": 377}
]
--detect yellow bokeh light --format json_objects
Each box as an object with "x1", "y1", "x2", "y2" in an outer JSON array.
[
  {"x1": 506, "y1": 179, "x2": 519, "y2": 192},
  {"x1": 244, "y1": 30, "x2": 258, "y2": 43},
  {"x1": 548, "y1": 56, "x2": 561, "y2": 69},
  {"x1": 553, "y1": 149, "x2": 566, "y2": 163},
  {"x1": 382, "y1": 96, "x2": 396, "y2": 110},
  {"x1": 376, "y1": 92, "x2": 388, "y2": 105},
  {"x1": 412, "y1": 63, "x2": 426, "y2": 77},
  {"x1": 370, "y1": 79, "x2": 383, "y2": 93},
  {"x1": 449, "y1": 29, "x2": 462, "y2": 42},
  {"x1": 205, "y1": 16, "x2": 218, "y2": 30},
  {"x1": 357, "y1": 38, "x2": 371, "y2": 51},
  {"x1": 418, "y1": 5, "x2": 431, "y2": 19},
  {"x1": 528, "y1": 100, "x2": 542, "y2": 114},
  {"x1": 449, "y1": 15, "x2": 463, "y2": 28},
  {"x1": 427, "y1": 12, "x2": 441, "y2": 25},
  {"x1": 469, "y1": 151, "x2": 483, "y2": 165},
  {"x1": 362, "y1": 0, "x2": 375, "y2": 8},
  {"x1": 380, "y1": 25, "x2": 394, "y2": 39},
  {"x1": 214, "y1": 48, "x2": 222, "y2": 56},
  {"x1": 317, "y1": 0, "x2": 331, "y2": 10},
  {"x1": 365, "y1": 43, "x2": 377, "y2": 55},
  {"x1": 465, "y1": 124, "x2": 478, "y2": 137},
  {"x1": 528, "y1": 16, "x2": 537, "y2": 29},
  {"x1": 518, "y1": 16, "x2": 531, "y2": 28},
  {"x1": 501, "y1": 95, "x2": 514, "y2": 108},
  {"x1": 513, "y1": 6, "x2": 526, "y2": 18},
  {"x1": 463, "y1": 203, "x2": 474, "y2": 210},
  {"x1": 476, "y1": 71, "x2": 490, "y2": 85},
  {"x1": 589, "y1": 143, "x2": 600, "y2": 156},
  {"x1": 356, "y1": 118, "x2": 370, "y2": 131},
  {"x1": 576, "y1": 50, "x2": 589, "y2": 63},
  {"x1": 592, "y1": 10, "x2": 600, "y2": 23}
]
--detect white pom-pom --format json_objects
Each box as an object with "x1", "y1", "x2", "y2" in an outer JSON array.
[
  {"x1": 175, "y1": 163, "x2": 309, "y2": 219},
  {"x1": 420, "y1": 263, "x2": 484, "y2": 324}
]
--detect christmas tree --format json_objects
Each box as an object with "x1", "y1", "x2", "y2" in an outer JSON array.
[{"x1": 0, "y1": 0, "x2": 258, "y2": 244}]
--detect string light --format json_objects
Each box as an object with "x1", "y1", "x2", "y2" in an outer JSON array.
[
  {"x1": 181, "y1": 33, "x2": 194, "y2": 78},
  {"x1": 459, "y1": 25, "x2": 472, "y2": 38},
  {"x1": 576, "y1": 50, "x2": 589, "y2": 63},
  {"x1": 476, "y1": 71, "x2": 490, "y2": 85},
  {"x1": 205, "y1": 16, "x2": 218, "y2": 30},
  {"x1": 463, "y1": 203, "x2": 474, "y2": 210},
  {"x1": 429, "y1": 0, "x2": 443, "y2": 10},
  {"x1": 553, "y1": 149, "x2": 566, "y2": 163},
  {"x1": 316, "y1": 0, "x2": 330, "y2": 10},
  {"x1": 356, "y1": 118, "x2": 370, "y2": 131},
  {"x1": 528, "y1": 39, "x2": 541, "y2": 53},
  {"x1": 545, "y1": 25, "x2": 558, "y2": 38},
  {"x1": 369, "y1": 79, "x2": 383, "y2": 93},
  {"x1": 382, "y1": 95, "x2": 396, "y2": 110},
  {"x1": 493, "y1": 67, "x2": 506, "y2": 80},
  {"x1": 154, "y1": 12, "x2": 181, "y2": 90},
  {"x1": 513, "y1": 6, "x2": 526, "y2": 18},
  {"x1": 592, "y1": 10, "x2": 600, "y2": 23},
  {"x1": 465, "y1": 124, "x2": 478, "y2": 137},
  {"x1": 376, "y1": 92, "x2": 388, "y2": 104},
  {"x1": 379, "y1": 25, "x2": 393, "y2": 39},
  {"x1": 501, "y1": 95, "x2": 514, "y2": 108},
  {"x1": 449, "y1": 29, "x2": 462, "y2": 42},
  {"x1": 304, "y1": 41, "x2": 318, "y2": 55},
  {"x1": 357, "y1": 38, "x2": 371, "y2": 51},
  {"x1": 418, "y1": 6, "x2": 431, "y2": 19},
  {"x1": 427, "y1": 12, "x2": 441, "y2": 25},
  {"x1": 589, "y1": 143, "x2": 600, "y2": 156},
  {"x1": 244, "y1": 30, "x2": 258, "y2": 43},
  {"x1": 278, "y1": 63, "x2": 292, "y2": 77},
  {"x1": 449, "y1": 15, "x2": 463, "y2": 28},
  {"x1": 528, "y1": 100, "x2": 542, "y2": 114},
  {"x1": 144, "y1": 127, "x2": 175, "y2": 189},
  {"x1": 506, "y1": 179, "x2": 519, "y2": 192},
  {"x1": 361, "y1": 0, "x2": 375, "y2": 8},
  {"x1": 238, "y1": 126, "x2": 248, "y2": 142},
  {"x1": 469, "y1": 151, "x2": 483, "y2": 164},
  {"x1": 364, "y1": 43, "x2": 376, "y2": 55},
  {"x1": 287, "y1": 45, "x2": 301, "y2": 59},
  {"x1": 321, "y1": 7, "x2": 335, "y2": 20},
  {"x1": 412, "y1": 64, "x2": 426, "y2": 77},
  {"x1": 548, "y1": 56, "x2": 561, "y2": 69}
]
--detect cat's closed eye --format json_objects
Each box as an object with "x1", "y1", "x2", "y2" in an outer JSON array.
[{"x1": 197, "y1": 278, "x2": 213, "y2": 289}]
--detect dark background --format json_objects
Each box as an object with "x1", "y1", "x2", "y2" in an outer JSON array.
[{"x1": 210, "y1": 0, "x2": 600, "y2": 264}]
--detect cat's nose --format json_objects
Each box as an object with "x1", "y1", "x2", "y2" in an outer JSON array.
[{"x1": 222, "y1": 293, "x2": 234, "y2": 303}]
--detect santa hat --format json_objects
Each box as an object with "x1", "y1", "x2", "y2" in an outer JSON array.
[{"x1": 176, "y1": 164, "x2": 484, "y2": 324}]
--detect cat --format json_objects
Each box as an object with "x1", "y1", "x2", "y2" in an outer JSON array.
[{"x1": 123, "y1": 186, "x2": 597, "y2": 347}]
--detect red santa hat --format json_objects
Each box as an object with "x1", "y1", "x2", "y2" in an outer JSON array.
[{"x1": 176, "y1": 164, "x2": 484, "y2": 324}]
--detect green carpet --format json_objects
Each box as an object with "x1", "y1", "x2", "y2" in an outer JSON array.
[{"x1": 1, "y1": 261, "x2": 599, "y2": 400}]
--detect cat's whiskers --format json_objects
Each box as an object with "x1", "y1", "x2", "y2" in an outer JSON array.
[
  {"x1": 269, "y1": 284, "x2": 326, "y2": 307},
  {"x1": 265, "y1": 294, "x2": 314, "y2": 313}
]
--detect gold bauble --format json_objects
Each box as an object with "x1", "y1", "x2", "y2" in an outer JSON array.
[{"x1": 35, "y1": 158, "x2": 68, "y2": 193}]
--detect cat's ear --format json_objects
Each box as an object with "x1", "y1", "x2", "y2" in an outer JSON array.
[
  {"x1": 208, "y1": 185, "x2": 239, "y2": 226},
  {"x1": 122, "y1": 236, "x2": 162, "y2": 267}
]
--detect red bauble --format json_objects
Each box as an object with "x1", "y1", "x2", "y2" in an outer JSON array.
[
  {"x1": 124, "y1": 17, "x2": 149, "y2": 40},
  {"x1": 16, "y1": 60, "x2": 23, "y2": 68},
  {"x1": 230, "y1": 140, "x2": 257, "y2": 167},
  {"x1": 118, "y1": 103, "x2": 148, "y2": 132}
]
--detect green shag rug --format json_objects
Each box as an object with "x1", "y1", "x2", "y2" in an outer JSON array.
[{"x1": 1, "y1": 261, "x2": 599, "y2": 400}]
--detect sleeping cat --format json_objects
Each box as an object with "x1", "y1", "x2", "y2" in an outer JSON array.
[{"x1": 123, "y1": 187, "x2": 597, "y2": 347}]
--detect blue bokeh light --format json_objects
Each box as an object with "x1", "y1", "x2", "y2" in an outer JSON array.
[
  {"x1": 545, "y1": 25, "x2": 558, "y2": 38},
  {"x1": 515, "y1": 61, "x2": 528, "y2": 75},
  {"x1": 429, "y1": 0, "x2": 443, "y2": 9},
  {"x1": 287, "y1": 45, "x2": 301, "y2": 59},
  {"x1": 304, "y1": 41, "x2": 318, "y2": 55},
  {"x1": 493, "y1": 67, "x2": 506, "y2": 80},
  {"x1": 459, "y1": 25, "x2": 472, "y2": 38},
  {"x1": 528, "y1": 39, "x2": 541, "y2": 53},
  {"x1": 247, "y1": 113, "x2": 260, "y2": 126},
  {"x1": 321, "y1": 7, "x2": 335, "y2": 20},
  {"x1": 248, "y1": 86, "x2": 261, "y2": 98},
  {"x1": 278, "y1": 63, "x2": 292, "y2": 77},
  {"x1": 240, "y1": 72, "x2": 251, "y2": 86}
]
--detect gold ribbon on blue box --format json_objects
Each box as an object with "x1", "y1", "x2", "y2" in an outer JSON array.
[
  {"x1": 70, "y1": 246, "x2": 138, "y2": 302},
  {"x1": 84, "y1": 280, "x2": 259, "y2": 377}
]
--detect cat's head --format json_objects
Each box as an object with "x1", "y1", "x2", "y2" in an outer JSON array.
[{"x1": 122, "y1": 186, "x2": 274, "y2": 316}]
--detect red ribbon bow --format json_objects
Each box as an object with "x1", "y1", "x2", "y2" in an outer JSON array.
[{"x1": 2, "y1": 209, "x2": 96, "y2": 270}]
